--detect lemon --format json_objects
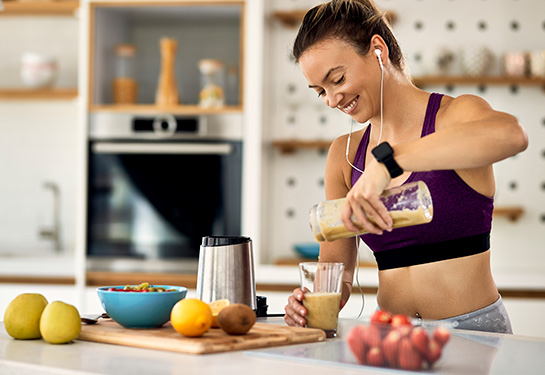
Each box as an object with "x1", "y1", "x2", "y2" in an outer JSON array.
[
  {"x1": 208, "y1": 299, "x2": 231, "y2": 328},
  {"x1": 171, "y1": 298, "x2": 212, "y2": 337}
]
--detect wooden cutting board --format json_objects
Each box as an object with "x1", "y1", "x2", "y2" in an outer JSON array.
[{"x1": 78, "y1": 319, "x2": 326, "y2": 355}]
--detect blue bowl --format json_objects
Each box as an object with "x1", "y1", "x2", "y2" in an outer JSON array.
[
  {"x1": 293, "y1": 242, "x2": 320, "y2": 259},
  {"x1": 97, "y1": 285, "x2": 188, "y2": 328}
]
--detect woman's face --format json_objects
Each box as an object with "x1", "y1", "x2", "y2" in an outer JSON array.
[{"x1": 298, "y1": 39, "x2": 380, "y2": 124}]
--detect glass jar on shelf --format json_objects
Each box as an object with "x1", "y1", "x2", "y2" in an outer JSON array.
[
  {"x1": 198, "y1": 59, "x2": 225, "y2": 108},
  {"x1": 112, "y1": 44, "x2": 138, "y2": 104}
]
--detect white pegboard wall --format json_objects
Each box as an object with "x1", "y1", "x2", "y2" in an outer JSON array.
[{"x1": 262, "y1": 0, "x2": 545, "y2": 271}]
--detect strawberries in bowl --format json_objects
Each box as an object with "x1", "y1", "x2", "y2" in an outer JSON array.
[{"x1": 347, "y1": 309, "x2": 451, "y2": 371}]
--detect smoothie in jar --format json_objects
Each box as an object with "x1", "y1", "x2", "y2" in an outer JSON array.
[{"x1": 309, "y1": 181, "x2": 433, "y2": 242}]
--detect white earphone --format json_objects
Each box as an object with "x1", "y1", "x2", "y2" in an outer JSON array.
[{"x1": 374, "y1": 49, "x2": 383, "y2": 71}]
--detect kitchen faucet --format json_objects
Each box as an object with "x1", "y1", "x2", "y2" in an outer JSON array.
[{"x1": 39, "y1": 181, "x2": 62, "y2": 252}]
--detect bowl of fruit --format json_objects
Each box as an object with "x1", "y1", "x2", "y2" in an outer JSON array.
[
  {"x1": 347, "y1": 309, "x2": 451, "y2": 371},
  {"x1": 97, "y1": 282, "x2": 188, "y2": 328}
]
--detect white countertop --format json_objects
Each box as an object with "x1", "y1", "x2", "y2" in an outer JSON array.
[{"x1": 2, "y1": 318, "x2": 545, "y2": 375}]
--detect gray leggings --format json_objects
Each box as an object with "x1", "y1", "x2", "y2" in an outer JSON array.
[{"x1": 439, "y1": 294, "x2": 513, "y2": 334}]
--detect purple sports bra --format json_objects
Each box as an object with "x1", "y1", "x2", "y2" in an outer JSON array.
[{"x1": 351, "y1": 93, "x2": 494, "y2": 270}]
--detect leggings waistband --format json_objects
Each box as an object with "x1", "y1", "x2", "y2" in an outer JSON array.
[{"x1": 440, "y1": 294, "x2": 513, "y2": 334}]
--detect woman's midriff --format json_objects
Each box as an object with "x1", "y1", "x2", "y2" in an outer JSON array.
[{"x1": 376, "y1": 251, "x2": 499, "y2": 320}]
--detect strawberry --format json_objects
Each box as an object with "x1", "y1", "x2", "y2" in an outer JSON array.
[
  {"x1": 362, "y1": 324, "x2": 383, "y2": 348},
  {"x1": 398, "y1": 337, "x2": 423, "y2": 371},
  {"x1": 397, "y1": 324, "x2": 413, "y2": 338},
  {"x1": 382, "y1": 328, "x2": 401, "y2": 368},
  {"x1": 366, "y1": 346, "x2": 385, "y2": 367},
  {"x1": 347, "y1": 325, "x2": 368, "y2": 364},
  {"x1": 424, "y1": 339, "x2": 443, "y2": 366},
  {"x1": 391, "y1": 314, "x2": 412, "y2": 327},
  {"x1": 370, "y1": 309, "x2": 393, "y2": 325},
  {"x1": 410, "y1": 326, "x2": 430, "y2": 356},
  {"x1": 433, "y1": 326, "x2": 451, "y2": 347}
]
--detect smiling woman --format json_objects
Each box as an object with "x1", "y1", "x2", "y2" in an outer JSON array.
[{"x1": 283, "y1": 0, "x2": 528, "y2": 335}]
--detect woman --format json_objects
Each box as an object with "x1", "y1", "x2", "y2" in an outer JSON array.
[{"x1": 283, "y1": 0, "x2": 528, "y2": 333}]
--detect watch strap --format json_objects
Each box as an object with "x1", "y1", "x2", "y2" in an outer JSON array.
[{"x1": 372, "y1": 142, "x2": 403, "y2": 178}]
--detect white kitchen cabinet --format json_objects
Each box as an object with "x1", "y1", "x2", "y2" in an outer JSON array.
[{"x1": 0, "y1": 1, "x2": 80, "y2": 257}]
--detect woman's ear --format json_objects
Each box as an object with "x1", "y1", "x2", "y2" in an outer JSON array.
[{"x1": 370, "y1": 34, "x2": 389, "y2": 63}]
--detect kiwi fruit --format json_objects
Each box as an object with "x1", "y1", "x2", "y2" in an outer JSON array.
[{"x1": 217, "y1": 303, "x2": 256, "y2": 335}]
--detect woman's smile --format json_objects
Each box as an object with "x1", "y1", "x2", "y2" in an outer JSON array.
[{"x1": 338, "y1": 95, "x2": 359, "y2": 115}]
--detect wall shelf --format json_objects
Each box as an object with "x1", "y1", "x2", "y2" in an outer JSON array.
[
  {"x1": 413, "y1": 75, "x2": 545, "y2": 88},
  {"x1": 0, "y1": 1, "x2": 79, "y2": 16},
  {"x1": 272, "y1": 9, "x2": 397, "y2": 28},
  {"x1": 272, "y1": 139, "x2": 332, "y2": 154},
  {"x1": 272, "y1": 9, "x2": 308, "y2": 27},
  {"x1": 493, "y1": 206, "x2": 525, "y2": 222},
  {"x1": 0, "y1": 88, "x2": 78, "y2": 100},
  {"x1": 90, "y1": 104, "x2": 243, "y2": 116}
]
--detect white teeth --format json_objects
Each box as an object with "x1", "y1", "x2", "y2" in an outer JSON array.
[{"x1": 339, "y1": 97, "x2": 357, "y2": 112}]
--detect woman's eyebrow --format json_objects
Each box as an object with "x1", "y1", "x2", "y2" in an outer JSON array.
[{"x1": 308, "y1": 66, "x2": 343, "y2": 88}]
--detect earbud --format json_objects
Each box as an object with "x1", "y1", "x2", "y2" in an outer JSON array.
[{"x1": 374, "y1": 49, "x2": 384, "y2": 71}]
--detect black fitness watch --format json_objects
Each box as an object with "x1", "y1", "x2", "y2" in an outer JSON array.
[{"x1": 371, "y1": 142, "x2": 403, "y2": 178}]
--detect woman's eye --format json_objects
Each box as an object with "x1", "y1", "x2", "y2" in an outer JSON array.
[
  {"x1": 334, "y1": 75, "x2": 345, "y2": 85},
  {"x1": 317, "y1": 89, "x2": 325, "y2": 98}
]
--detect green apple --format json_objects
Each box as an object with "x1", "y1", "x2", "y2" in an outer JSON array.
[
  {"x1": 4, "y1": 293, "x2": 48, "y2": 339},
  {"x1": 39, "y1": 301, "x2": 81, "y2": 344}
]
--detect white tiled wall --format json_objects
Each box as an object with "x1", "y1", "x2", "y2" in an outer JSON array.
[{"x1": 262, "y1": 0, "x2": 545, "y2": 273}]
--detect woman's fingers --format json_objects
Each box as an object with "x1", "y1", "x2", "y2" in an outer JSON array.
[
  {"x1": 352, "y1": 199, "x2": 385, "y2": 235},
  {"x1": 362, "y1": 197, "x2": 392, "y2": 231},
  {"x1": 342, "y1": 193, "x2": 389, "y2": 235},
  {"x1": 284, "y1": 289, "x2": 307, "y2": 327}
]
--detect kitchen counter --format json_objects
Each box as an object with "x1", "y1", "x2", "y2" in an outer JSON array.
[
  {"x1": 1, "y1": 318, "x2": 545, "y2": 375},
  {"x1": 3, "y1": 255, "x2": 545, "y2": 297}
]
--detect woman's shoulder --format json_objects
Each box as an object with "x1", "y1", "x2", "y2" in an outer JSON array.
[
  {"x1": 327, "y1": 128, "x2": 366, "y2": 163},
  {"x1": 325, "y1": 129, "x2": 366, "y2": 192},
  {"x1": 438, "y1": 94, "x2": 495, "y2": 128}
]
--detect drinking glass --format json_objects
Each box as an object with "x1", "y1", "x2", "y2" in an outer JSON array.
[{"x1": 299, "y1": 262, "x2": 344, "y2": 338}]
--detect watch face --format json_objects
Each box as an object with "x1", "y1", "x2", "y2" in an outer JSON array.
[{"x1": 372, "y1": 142, "x2": 393, "y2": 161}]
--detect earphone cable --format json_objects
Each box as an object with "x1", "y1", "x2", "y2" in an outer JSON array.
[
  {"x1": 355, "y1": 236, "x2": 365, "y2": 319},
  {"x1": 377, "y1": 60, "x2": 384, "y2": 146},
  {"x1": 345, "y1": 56, "x2": 384, "y2": 172}
]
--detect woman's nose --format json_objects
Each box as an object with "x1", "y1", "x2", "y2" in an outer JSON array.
[{"x1": 324, "y1": 91, "x2": 341, "y2": 108}]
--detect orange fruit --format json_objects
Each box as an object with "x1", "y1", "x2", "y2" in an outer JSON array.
[
  {"x1": 208, "y1": 299, "x2": 231, "y2": 328},
  {"x1": 170, "y1": 298, "x2": 212, "y2": 337}
]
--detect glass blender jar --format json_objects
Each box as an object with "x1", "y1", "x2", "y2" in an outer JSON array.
[{"x1": 309, "y1": 181, "x2": 434, "y2": 242}]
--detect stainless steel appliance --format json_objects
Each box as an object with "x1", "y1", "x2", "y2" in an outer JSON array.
[
  {"x1": 86, "y1": 113, "x2": 243, "y2": 272},
  {"x1": 196, "y1": 236, "x2": 256, "y2": 310}
]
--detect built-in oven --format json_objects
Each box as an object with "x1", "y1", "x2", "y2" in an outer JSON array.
[{"x1": 86, "y1": 113, "x2": 243, "y2": 272}]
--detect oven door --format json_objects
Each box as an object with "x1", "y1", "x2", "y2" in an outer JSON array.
[{"x1": 87, "y1": 140, "x2": 242, "y2": 260}]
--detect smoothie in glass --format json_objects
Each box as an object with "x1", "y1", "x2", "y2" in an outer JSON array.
[{"x1": 303, "y1": 292, "x2": 341, "y2": 335}]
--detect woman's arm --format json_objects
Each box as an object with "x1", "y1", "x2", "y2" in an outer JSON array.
[
  {"x1": 320, "y1": 135, "x2": 360, "y2": 305},
  {"x1": 395, "y1": 95, "x2": 528, "y2": 172},
  {"x1": 342, "y1": 94, "x2": 528, "y2": 233}
]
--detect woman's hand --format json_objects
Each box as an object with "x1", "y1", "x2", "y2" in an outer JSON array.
[
  {"x1": 284, "y1": 288, "x2": 307, "y2": 327},
  {"x1": 342, "y1": 159, "x2": 393, "y2": 235}
]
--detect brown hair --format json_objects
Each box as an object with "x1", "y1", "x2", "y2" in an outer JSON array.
[{"x1": 292, "y1": 0, "x2": 404, "y2": 70}]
